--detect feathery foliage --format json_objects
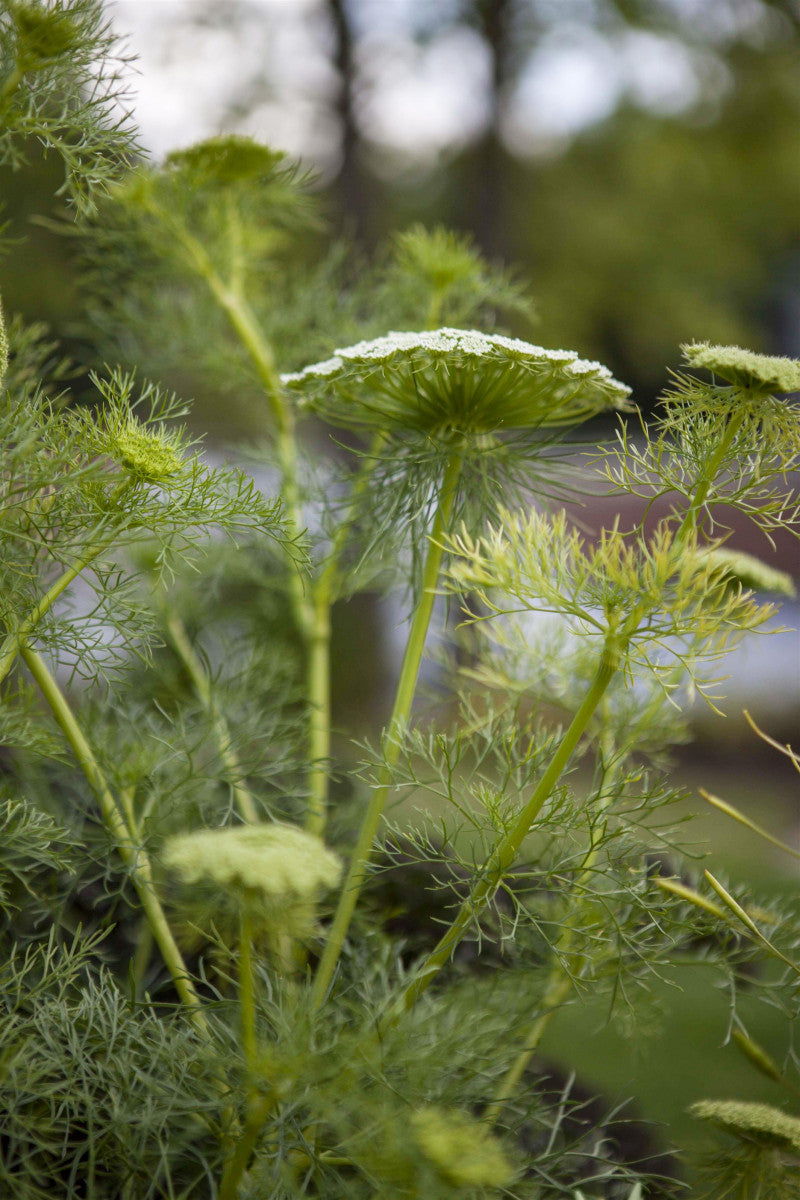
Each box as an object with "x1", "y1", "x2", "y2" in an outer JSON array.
[{"x1": 2, "y1": 11, "x2": 800, "y2": 1200}]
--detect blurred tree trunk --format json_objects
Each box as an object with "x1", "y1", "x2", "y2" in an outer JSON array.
[
  {"x1": 469, "y1": 0, "x2": 514, "y2": 258},
  {"x1": 328, "y1": 0, "x2": 368, "y2": 240}
]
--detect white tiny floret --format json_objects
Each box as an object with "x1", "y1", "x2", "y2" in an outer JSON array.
[
  {"x1": 280, "y1": 355, "x2": 343, "y2": 385},
  {"x1": 281, "y1": 327, "x2": 632, "y2": 432},
  {"x1": 282, "y1": 328, "x2": 630, "y2": 396}
]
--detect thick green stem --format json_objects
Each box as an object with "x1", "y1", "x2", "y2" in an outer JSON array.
[
  {"x1": 239, "y1": 901, "x2": 258, "y2": 1074},
  {"x1": 311, "y1": 451, "x2": 463, "y2": 1008},
  {"x1": 164, "y1": 612, "x2": 260, "y2": 824},
  {"x1": 218, "y1": 1091, "x2": 277, "y2": 1200},
  {"x1": 384, "y1": 640, "x2": 622, "y2": 1027},
  {"x1": 20, "y1": 644, "x2": 208, "y2": 1033},
  {"x1": 0, "y1": 65, "x2": 23, "y2": 109},
  {"x1": 304, "y1": 431, "x2": 388, "y2": 836},
  {"x1": 305, "y1": 590, "x2": 332, "y2": 837}
]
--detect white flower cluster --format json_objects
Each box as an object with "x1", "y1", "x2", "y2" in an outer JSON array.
[{"x1": 281, "y1": 328, "x2": 631, "y2": 401}]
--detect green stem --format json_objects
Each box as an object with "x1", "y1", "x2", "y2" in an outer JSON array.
[
  {"x1": 0, "y1": 492, "x2": 131, "y2": 688},
  {"x1": 304, "y1": 431, "x2": 388, "y2": 836},
  {"x1": 311, "y1": 450, "x2": 463, "y2": 1008},
  {"x1": 0, "y1": 65, "x2": 23, "y2": 109},
  {"x1": 484, "y1": 737, "x2": 620, "y2": 1123},
  {"x1": 164, "y1": 612, "x2": 260, "y2": 824},
  {"x1": 305, "y1": 589, "x2": 332, "y2": 837},
  {"x1": 382, "y1": 404, "x2": 743, "y2": 1028},
  {"x1": 239, "y1": 901, "x2": 257, "y2": 1074},
  {"x1": 218, "y1": 1091, "x2": 277, "y2": 1200},
  {"x1": 675, "y1": 407, "x2": 746, "y2": 541},
  {"x1": 424, "y1": 288, "x2": 444, "y2": 331},
  {"x1": 157, "y1": 208, "x2": 310, "y2": 637},
  {"x1": 20, "y1": 644, "x2": 208, "y2": 1033},
  {"x1": 384, "y1": 639, "x2": 623, "y2": 1027}
]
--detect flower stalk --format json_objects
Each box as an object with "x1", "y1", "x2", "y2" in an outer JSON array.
[
  {"x1": 311, "y1": 449, "x2": 463, "y2": 1007},
  {"x1": 18, "y1": 643, "x2": 208, "y2": 1032}
]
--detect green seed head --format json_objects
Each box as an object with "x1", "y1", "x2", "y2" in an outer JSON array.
[
  {"x1": 409, "y1": 1106, "x2": 515, "y2": 1188},
  {"x1": 690, "y1": 1100, "x2": 800, "y2": 1154},
  {"x1": 682, "y1": 342, "x2": 800, "y2": 394}
]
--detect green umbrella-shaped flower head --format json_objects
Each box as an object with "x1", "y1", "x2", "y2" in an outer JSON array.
[
  {"x1": 163, "y1": 823, "x2": 341, "y2": 902},
  {"x1": 164, "y1": 136, "x2": 287, "y2": 188},
  {"x1": 282, "y1": 328, "x2": 631, "y2": 436},
  {"x1": 690, "y1": 1100, "x2": 800, "y2": 1155},
  {"x1": 682, "y1": 343, "x2": 800, "y2": 395}
]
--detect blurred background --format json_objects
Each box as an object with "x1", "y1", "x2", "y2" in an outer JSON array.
[{"x1": 1, "y1": 0, "x2": 799, "y2": 1169}]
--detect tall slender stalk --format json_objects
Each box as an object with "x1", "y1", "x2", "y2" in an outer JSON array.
[
  {"x1": 484, "y1": 733, "x2": 621, "y2": 1124},
  {"x1": 304, "y1": 430, "x2": 388, "y2": 836},
  {"x1": 311, "y1": 450, "x2": 463, "y2": 1008},
  {"x1": 675, "y1": 407, "x2": 746, "y2": 540},
  {"x1": 384, "y1": 640, "x2": 622, "y2": 1027},
  {"x1": 239, "y1": 900, "x2": 258, "y2": 1074},
  {"x1": 19, "y1": 644, "x2": 208, "y2": 1033}
]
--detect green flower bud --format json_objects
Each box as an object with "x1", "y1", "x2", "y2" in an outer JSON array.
[
  {"x1": 108, "y1": 421, "x2": 182, "y2": 484},
  {"x1": 409, "y1": 1106, "x2": 515, "y2": 1189},
  {"x1": 682, "y1": 342, "x2": 800, "y2": 395},
  {"x1": 699, "y1": 547, "x2": 795, "y2": 598},
  {"x1": 282, "y1": 328, "x2": 631, "y2": 436},
  {"x1": 12, "y1": 1, "x2": 80, "y2": 65},
  {"x1": 165, "y1": 136, "x2": 286, "y2": 187},
  {"x1": 689, "y1": 1100, "x2": 800, "y2": 1154},
  {"x1": 392, "y1": 225, "x2": 483, "y2": 293},
  {"x1": 163, "y1": 824, "x2": 341, "y2": 902}
]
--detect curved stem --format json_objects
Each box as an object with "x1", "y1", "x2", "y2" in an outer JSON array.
[
  {"x1": 0, "y1": 485, "x2": 132, "y2": 687},
  {"x1": 311, "y1": 450, "x2": 463, "y2": 1008},
  {"x1": 20, "y1": 644, "x2": 208, "y2": 1033},
  {"x1": 157, "y1": 207, "x2": 311, "y2": 639},
  {"x1": 164, "y1": 612, "x2": 260, "y2": 824}
]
